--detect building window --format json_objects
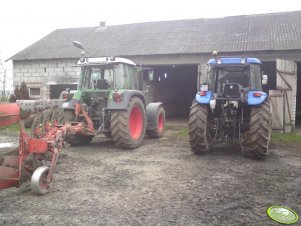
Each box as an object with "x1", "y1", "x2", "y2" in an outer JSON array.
[{"x1": 29, "y1": 87, "x2": 41, "y2": 98}]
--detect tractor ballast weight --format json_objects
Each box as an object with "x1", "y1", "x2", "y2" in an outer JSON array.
[
  {"x1": 188, "y1": 54, "x2": 272, "y2": 159},
  {"x1": 56, "y1": 55, "x2": 165, "y2": 148}
]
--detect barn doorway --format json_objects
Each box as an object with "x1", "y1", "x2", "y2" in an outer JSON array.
[
  {"x1": 262, "y1": 61, "x2": 277, "y2": 92},
  {"x1": 149, "y1": 64, "x2": 198, "y2": 118},
  {"x1": 50, "y1": 84, "x2": 77, "y2": 99}
]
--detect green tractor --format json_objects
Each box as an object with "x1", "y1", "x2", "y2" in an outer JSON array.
[{"x1": 32, "y1": 42, "x2": 165, "y2": 149}]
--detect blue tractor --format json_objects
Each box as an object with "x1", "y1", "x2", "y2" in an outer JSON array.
[{"x1": 188, "y1": 53, "x2": 272, "y2": 159}]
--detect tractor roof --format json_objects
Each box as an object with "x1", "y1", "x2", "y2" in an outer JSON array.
[
  {"x1": 77, "y1": 57, "x2": 136, "y2": 66},
  {"x1": 208, "y1": 57, "x2": 261, "y2": 65}
]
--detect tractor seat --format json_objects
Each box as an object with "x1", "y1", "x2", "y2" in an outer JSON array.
[
  {"x1": 96, "y1": 79, "x2": 109, "y2": 89},
  {"x1": 222, "y1": 83, "x2": 240, "y2": 98}
]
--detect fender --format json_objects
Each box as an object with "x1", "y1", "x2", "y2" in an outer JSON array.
[
  {"x1": 106, "y1": 90, "x2": 145, "y2": 110},
  {"x1": 247, "y1": 91, "x2": 267, "y2": 105},
  {"x1": 146, "y1": 102, "x2": 164, "y2": 130},
  {"x1": 195, "y1": 91, "x2": 212, "y2": 104}
]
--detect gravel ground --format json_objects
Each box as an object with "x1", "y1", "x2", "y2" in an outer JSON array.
[{"x1": 0, "y1": 127, "x2": 300, "y2": 226}]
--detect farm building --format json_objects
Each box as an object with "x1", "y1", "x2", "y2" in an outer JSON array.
[{"x1": 9, "y1": 10, "x2": 301, "y2": 132}]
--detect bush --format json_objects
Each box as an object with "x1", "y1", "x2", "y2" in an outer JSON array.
[{"x1": 19, "y1": 81, "x2": 29, "y2": 99}]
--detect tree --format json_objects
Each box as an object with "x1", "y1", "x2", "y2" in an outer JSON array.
[
  {"x1": 19, "y1": 81, "x2": 30, "y2": 99},
  {"x1": 9, "y1": 82, "x2": 30, "y2": 102},
  {"x1": 8, "y1": 93, "x2": 16, "y2": 102}
]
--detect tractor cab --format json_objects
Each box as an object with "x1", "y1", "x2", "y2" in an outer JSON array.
[
  {"x1": 205, "y1": 57, "x2": 263, "y2": 99},
  {"x1": 190, "y1": 53, "x2": 272, "y2": 159},
  {"x1": 77, "y1": 57, "x2": 142, "y2": 91}
]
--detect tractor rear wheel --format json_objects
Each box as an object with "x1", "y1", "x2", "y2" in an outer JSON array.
[
  {"x1": 111, "y1": 97, "x2": 146, "y2": 149},
  {"x1": 243, "y1": 100, "x2": 272, "y2": 159},
  {"x1": 188, "y1": 101, "x2": 212, "y2": 154}
]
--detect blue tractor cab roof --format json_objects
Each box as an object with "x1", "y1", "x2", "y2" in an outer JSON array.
[{"x1": 208, "y1": 57, "x2": 262, "y2": 65}]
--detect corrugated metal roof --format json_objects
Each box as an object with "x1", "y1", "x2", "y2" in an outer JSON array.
[{"x1": 10, "y1": 10, "x2": 301, "y2": 60}]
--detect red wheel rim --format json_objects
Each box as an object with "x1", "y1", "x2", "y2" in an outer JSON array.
[
  {"x1": 129, "y1": 106, "x2": 143, "y2": 139},
  {"x1": 157, "y1": 112, "x2": 164, "y2": 132}
]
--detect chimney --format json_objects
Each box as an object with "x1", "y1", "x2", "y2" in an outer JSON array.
[{"x1": 98, "y1": 21, "x2": 106, "y2": 30}]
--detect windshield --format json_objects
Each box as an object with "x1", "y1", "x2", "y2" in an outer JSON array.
[
  {"x1": 79, "y1": 63, "x2": 139, "y2": 90},
  {"x1": 206, "y1": 64, "x2": 262, "y2": 95}
]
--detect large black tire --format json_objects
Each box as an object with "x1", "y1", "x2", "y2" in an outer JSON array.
[
  {"x1": 188, "y1": 101, "x2": 212, "y2": 154},
  {"x1": 243, "y1": 100, "x2": 272, "y2": 159},
  {"x1": 146, "y1": 106, "x2": 165, "y2": 138},
  {"x1": 110, "y1": 97, "x2": 146, "y2": 149}
]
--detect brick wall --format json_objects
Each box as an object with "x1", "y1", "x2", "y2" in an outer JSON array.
[{"x1": 13, "y1": 59, "x2": 80, "y2": 99}]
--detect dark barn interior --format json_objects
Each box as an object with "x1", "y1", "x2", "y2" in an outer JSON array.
[
  {"x1": 150, "y1": 64, "x2": 198, "y2": 118},
  {"x1": 149, "y1": 62, "x2": 283, "y2": 119},
  {"x1": 262, "y1": 61, "x2": 277, "y2": 92}
]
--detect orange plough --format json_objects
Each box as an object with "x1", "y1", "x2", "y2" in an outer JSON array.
[{"x1": 0, "y1": 101, "x2": 76, "y2": 194}]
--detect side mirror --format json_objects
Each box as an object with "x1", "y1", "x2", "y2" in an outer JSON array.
[
  {"x1": 262, "y1": 74, "x2": 268, "y2": 85},
  {"x1": 148, "y1": 70, "x2": 154, "y2": 81}
]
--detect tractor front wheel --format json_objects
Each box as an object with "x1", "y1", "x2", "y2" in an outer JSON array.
[
  {"x1": 146, "y1": 106, "x2": 165, "y2": 138},
  {"x1": 188, "y1": 101, "x2": 212, "y2": 154},
  {"x1": 111, "y1": 97, "x2": 146, "y2": 149}
]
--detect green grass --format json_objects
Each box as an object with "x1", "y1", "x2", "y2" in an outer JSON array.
[
  {"x1": 271, "y1": 132, "x2": 301, "y2": 144},
  {"x1": 0, "y1": 123, "x2": 31, "y2": 134},
  {"x1": 173, "y1": 128, "x2": 189, "y2": 137},
  {"x1": 0, "y1": 96, "x2": 9, "y2": 102},
  {"x1": 169, "y1": 127, "x2": 301, "y2": 144},
  {"x1": 0, "y1": 123, "x2": 20, "y2": 132}
]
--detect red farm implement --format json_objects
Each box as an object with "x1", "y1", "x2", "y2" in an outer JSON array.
[{"x1": 0, "y1": 100, "x2": 73, "y2": 195}]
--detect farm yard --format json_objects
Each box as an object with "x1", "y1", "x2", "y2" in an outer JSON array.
[{"x1": 0, "y1": 124, "x2": 300, "y2": 225}]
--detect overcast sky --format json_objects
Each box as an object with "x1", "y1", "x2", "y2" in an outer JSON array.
[{"x1": 0, "y1": 0, "x2": 300, "y2": 60}]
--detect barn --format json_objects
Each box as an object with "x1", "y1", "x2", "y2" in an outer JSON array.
[{"x1": 9, "y1": 10, "x2": 301, "y2": 132}]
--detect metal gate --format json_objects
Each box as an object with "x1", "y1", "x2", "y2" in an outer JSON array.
[{"x1": 269, "y1": 59, "x2": 297, "y2": 133}]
